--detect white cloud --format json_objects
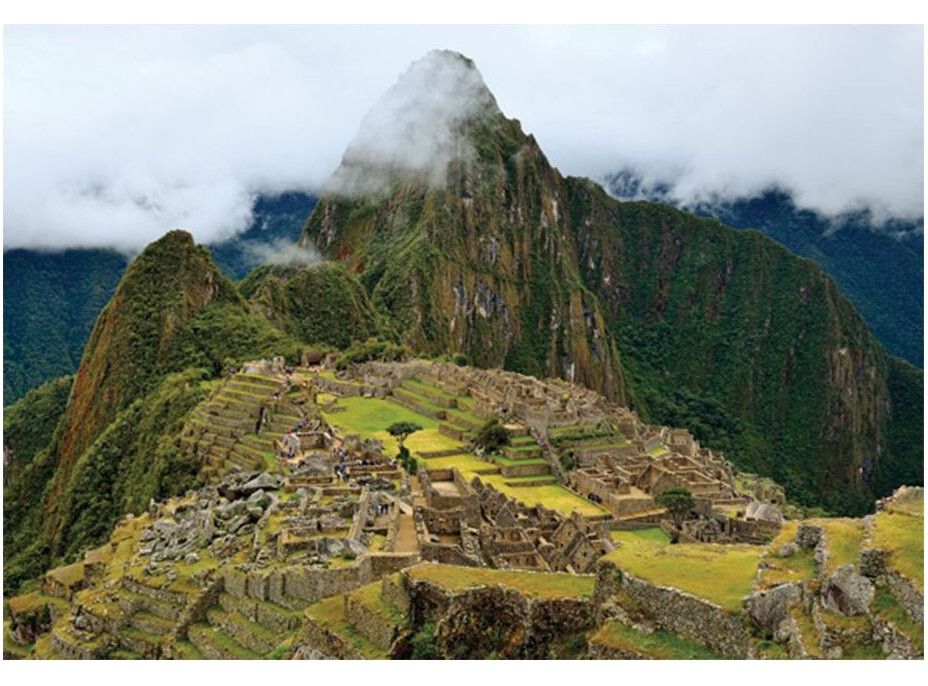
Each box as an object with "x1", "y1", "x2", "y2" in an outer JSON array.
[{"x1": 2, "y1": 25, "x2": 923, "y2": 251}]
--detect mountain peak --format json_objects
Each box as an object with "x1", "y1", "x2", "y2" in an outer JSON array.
[{"x1": 327, "y1": 50, "x2": 502, "y2": 196}]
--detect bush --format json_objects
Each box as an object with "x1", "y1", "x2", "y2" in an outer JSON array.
[
  {"x1": 473, "y1": 417, "x2": 510, "y2": 453},
  {"x1": 335, "y1": 337, "x2": 408, "y2": 369},
  {"x1": 409, "y1": 620, "x2": 438, "y2": 659}
]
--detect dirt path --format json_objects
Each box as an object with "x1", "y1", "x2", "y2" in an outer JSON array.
[{"x1": 394, "y1": 514, "x2": 419, "y2": 553}]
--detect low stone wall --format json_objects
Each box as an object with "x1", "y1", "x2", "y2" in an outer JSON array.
[
  {"x1": 594, "y1": 560, "x2": 749, "y2": 657},
  {"x1": 381, "y1": 575, "x2": 410, "y2": 615},
  {"x1": 301, "y1": 615, "x2": 363, "y2": 659},
  {"x1": 345, "y1": 594, "x2": 397, "y2": 651},
  {"x1": 399, "y1": 571, "x2": 597, "y2": 659},
  {"x1": 226, "y1": 552, "x2": 421, "y2": 611},
  {"x1": 886, "y1": 571, "x2": 924, "y2": 625}
]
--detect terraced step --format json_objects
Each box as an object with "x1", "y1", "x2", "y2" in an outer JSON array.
[
  {"x1": 344, "y1": 582, "x2": 406, "y2": 651},
  {"x1": 504, "y1": 475, "x2": 558, "y2": 487},
  {"x1": 226, "y1": 449, "x2": 264, "y2": 471},
  {"x1": 503, "y1": 444, "x2": 543, "y2": 460},
  {"x1": 188, "y1": 622, "x2": 260, "y2": 660},
  {"x1": 445, "y1": 408, "x2": 483, "y2": 431},
  {"x1": 389, "y1": 389, "x2": 447, "y2": 420},
  {"x1": 232, "y1": 373, "x2": 282, "y2": 390},
  {"x1": 499, "y1": 462, "x2": 551, "y2": 478},
  {"x1": 118, "y1": 626, "x2": 164, "y2": 659},
  {"x1": 218, "y1": 386, "x2": 267, "y2": 404},
  {"x1": 130, "y1": 611, "x2": 175, "y2": 635},
  {"x1": 240, "y1": 434, "x2": 276, "y2": 453},
  {"x1": 119, "y1": 590, "x2": 183, "y2": 621},
  {"x1": 401, "y1": 379, "x2": 457, "y2": 408},
  {"x1": 109, "y1": 648, "x2": 141, "y2": 659},
  {"x1": 170, "y1": 638, "x2": 204, "y2": 660},
  {"x1": 207, "y1": 606, "x2": 279, "y2": 655},
  {"x1": 217, "y1": 593, "x2": 306, "y2": 634}
]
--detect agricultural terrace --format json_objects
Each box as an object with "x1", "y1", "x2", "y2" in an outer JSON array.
[
  {"x1": 868, "y1": 492, "x2": 924, "y2": 591},
  {"x1": 404, "y1": 563, "x2": 595, "y2": 599},
  {"x1": 318, "y1": 380, "x2": 607, "y2": 519},
  {"x1": 605, "y1": 532, "x2": 764, "y2": 611}
]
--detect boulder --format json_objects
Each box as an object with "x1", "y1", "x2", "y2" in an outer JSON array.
[
  {"x1": 746, "y1": 583, "x2": 802, "y2": 637},
  {"x1": 241, "y1": 473, "x2": 282, "y2": 494},
  {"x1": 822, "y1": 564, "x2": 874, "y2": 616},
  {"x1": 795, "y1": 523, "x2": 823, "y2": 550}
]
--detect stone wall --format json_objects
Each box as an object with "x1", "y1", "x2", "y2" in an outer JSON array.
[{"x1": 593, "y1": 560, "x2": 749, "y2": 658}]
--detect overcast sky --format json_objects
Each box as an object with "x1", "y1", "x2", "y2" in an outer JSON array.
[{"x1": 2, "y1": 25, "x2": 923, "y2": 251}]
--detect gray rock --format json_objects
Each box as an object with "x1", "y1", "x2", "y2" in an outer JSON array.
[
  {"x1": 776, "y1": 542, "x2": 798, "y2": 558},
  {"x1": 153, "y1": 518, "x2": 179, "y2": 535},
  {"x1": 795, "y1": 523, "x2": 823, "y2": 550},
  {"x1": 241, "y1": 473, "x2": 282, "y2": 494},
  {"x1": 859, "y1": 549, "x2": 889, "y2": 579},
  {"x1": 746, "y1": 583, "x2": 802, "y2": 637},
  {"x1": 822, "y1": 564, "x2": 874, "y2": 616},
  {"x1": 184, "y1": 552, "x2": 200, "y2": 564}
]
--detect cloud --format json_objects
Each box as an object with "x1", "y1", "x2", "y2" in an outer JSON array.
[
  {"x1": 327, "y1": 50, "x2": 498, "y2": 197},
  {"x1": 2, "y1": 26, "x2": 923, "y2": 251},
  {"x1": 241, "y1": 237, "x2": 320, "y2": 268}
]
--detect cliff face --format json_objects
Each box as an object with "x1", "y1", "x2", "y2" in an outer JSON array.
[
  {"x1": 298, "y1": 50, "x2": 921, "y2": 513},
  {"x1": 301, "y1": 52, "x2": 626, "y2": 402}
]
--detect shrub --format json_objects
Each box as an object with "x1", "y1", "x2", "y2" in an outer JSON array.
[{"x1": 473, "y1": 417, "x2": 510, "y2": 453}]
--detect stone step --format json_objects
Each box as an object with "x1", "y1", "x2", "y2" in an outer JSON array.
[
  {"x1": 226, "y1": 449, "x2": 263, "y2": 471},
  {"x1": 130, "y1": 611, "x2": 175, "y2": 635},
  {"x1": 231, "y1": 373, "x2": 282, "y2": 390},
  {"x1": 400, "y1": 380, "x2": 457, "y2": 408},
  {"x1": 218, "y1": 386, "x2": 267, "y2": 404},
  {"x1": 118, "y1": 589, "x2": 183, "y2": 621},
  {"x1": 438, "y1": 424, "x2": 464, "y2": 441},
  {"x1": 499, "y1": 462, "x2": 551, "y2": 478},
  {"x1": 170, "y1": 638, "x2": 204, "y2": 660},
  {"x1": 503, "y1": 444, "x2": 542, "y2": 460},
  {"x1": 217, "y1": 593, "x2": 305, "y2": 634},
  {"x1": 206, "y1": 606, "x2": 279, "y2": 655},
  {"x1": 118, "y1": 626, "x2": 163, "y2": 659},
  {"x1": 240, "y1": 434, "x2": 276, "y2": 453},
  {"x1": 187, "y1": 622, "x2": 260, "y2": 660},
  {"x1": 447, "y1": 412, "x2": 481, "y2": 432},
  {"x1": 387, "y1": 394, "x2": 446, "y2": 421}
]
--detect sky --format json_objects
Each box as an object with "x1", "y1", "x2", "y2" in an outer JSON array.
[{"x1": 2, "y1": 24, "x2": 924, "y2": 251}]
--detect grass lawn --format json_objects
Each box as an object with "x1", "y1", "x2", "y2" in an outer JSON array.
[
  {"x1": 322, "y1": 396, "x2": 446, "y2": 455},
  {"x1": 419, "y1": 453, "x2": 492, "y2": 474},
  {"x1": 304, "y1": 595, "x2": 388, "y2": 659},
  {"x1": 810, "y1": 518, "x2": 864, "y2": 575},
  {"x1": 757, "y1": 548, "x2": 817, "y2": 589},
  {"x1": 479, "y1": 475, "x2": 607, "y2": 517},
  {"x1": 405, "y1": 563, "x2": 595, "y2": 599},
  {"x1": 604, "y1": 537, "x2": 762, "y2": 611},
  {"x1": 611, "y1": 527, "x2": 671, "y2": 544},
  {"x1": 592, "y1": 620, "x2": 720, "y2": 659},
  {"x1": 869, "y1": 509, "x2": 923, "y2": 591}
]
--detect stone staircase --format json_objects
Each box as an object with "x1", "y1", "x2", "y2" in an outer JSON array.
[
  {"x1": 181, "y1": 373, "x2": 309, "y2": 478},
  {"x1": 302, "y1": 575, "x2": 407, "y2": 659},
  {"x1": 184, "y1": 592, "x2": 306, "y2": 660}
]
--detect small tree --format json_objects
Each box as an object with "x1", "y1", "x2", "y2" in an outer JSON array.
[
  {"x1": 655, "y1": 487, "x2": 695, "y2": 535},
  {"x1": 473, "y1": 417, "x2": 510, "y2": 453},
  {"x1": 386, "y1": 421, "x2": 422, "y2": 450}
]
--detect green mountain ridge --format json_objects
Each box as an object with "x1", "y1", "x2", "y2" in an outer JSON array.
[
  {"x1": 3, "y1": 50, "x2": 921, "y2": 597},
  {"x1": 297, "y1": 51, "x2": 921, "y2": 516}
]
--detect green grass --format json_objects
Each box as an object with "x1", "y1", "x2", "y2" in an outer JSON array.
[
  {"x1": 810, "y1": 517, "x2": 864, "y2": 575},
  {"x1": 417, "y1": 454, "x2": 491, "y2": 474},
  {"x1": 789, "y1": 606, "x2": 824, "y2": 658},
  {"x1": 405, "y1": 563, "x2": 595, "y2": 599},
  {"x1": 4, "y1": 620, "x2": 34, "y2": 658},
  {"x1": 604, "y1": 537, "x2": 761, "y2": 611},
  {"x1": 592, "y1": 621, "x2": 721, "y2": 659},
  {"x1": 403, "y1": 378, "x2": 455, "y2": 400},
  {"x1": 322, "y1": 396, "x2": 462, "y2": 456},
  {"x1": 479, "y1": 476, "x2": 608, "y2": 517},
  {"x1": 757, "y1": 548, "x2": 818, "y2": 588},
  {"x1": 872, "y1": 584, "x2": 924, "y2": 649},
  {"x1": 304, "y1": 595, "x2": 388, "y2": 659},
  {"x1": 611, "y1": 527, "x2": 671, "y2": 544},
  {"x1": 352, "y1": 582, "x2": 405, "y2": 625},
  {"x1": 869, "y1": 509, "x2": 923, "y2": 591}
]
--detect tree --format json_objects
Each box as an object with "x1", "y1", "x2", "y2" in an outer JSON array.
[
  {"x1": 473, "y1": 417, "x2": 510, "y2": 453},
  {"x1": 655, "y1": 487, "x2": 695, "y2": 534},
  {"x1": 386, "y1": 421, "x2": 422, "y2": 450}
]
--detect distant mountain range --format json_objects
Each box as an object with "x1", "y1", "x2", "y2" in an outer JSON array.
[
  {"x1": 605, "y1": 170, "x2": 924, "y2": 367},
  {"x1": 2, "y1": 192, "x2": 317, "y2": 403}
]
